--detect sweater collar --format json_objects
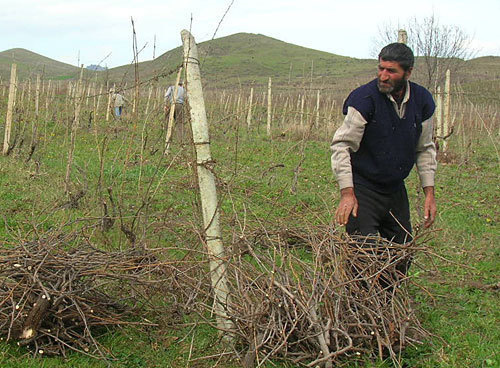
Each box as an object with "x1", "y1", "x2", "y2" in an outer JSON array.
[{"x1": 386, "y1": 80, "x2": 411, "y2": 105}]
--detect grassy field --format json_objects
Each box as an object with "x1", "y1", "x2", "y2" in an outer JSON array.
[{"x1": 0, "y1": 74, "x2": 498, "y2": 368}]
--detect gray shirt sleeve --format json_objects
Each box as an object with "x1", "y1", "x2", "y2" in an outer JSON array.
[
  {"x1": 165, "y1": 86, "x2": 172, "y2": 102},
  {"x1": 415, "y1": 117, "x2": 437, "y2": 188},
  {"x1": 330, "y1": 106, "x2": 366, "y2": 189}
]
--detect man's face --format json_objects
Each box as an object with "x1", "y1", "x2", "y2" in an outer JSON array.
[{"x1": 377, "y1": 60, "x2": 411, "y2": 94}]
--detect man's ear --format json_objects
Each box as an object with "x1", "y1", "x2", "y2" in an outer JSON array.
[{"x1": 405, "y1": 67, "x2": 413, "y2": 79}]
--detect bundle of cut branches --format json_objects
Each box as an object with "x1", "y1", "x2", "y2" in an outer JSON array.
[
  {"x1": 0, "y1": 233, "x2": 170, "y2": 357},
  {"x1": 223, "y1": 226, "x2": 431, "y2": 368}
]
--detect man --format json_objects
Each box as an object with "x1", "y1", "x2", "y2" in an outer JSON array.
[
  {"x1": 164, "y1": 81, "x2": 187, "y2": 143},
  {"x1": 164, "y1": 81, "x2": 186, "y2": 123},
  {"x1": 113, "y1": 90, "x2": 127, "y2": 118},
  {"x1": 331, "y1": 43, "x2": 437, "y2": 253}
]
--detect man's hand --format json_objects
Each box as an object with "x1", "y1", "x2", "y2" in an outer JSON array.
[
  {"x1": 423, "y1": 186, "x2": 437, "y2": 228},
  {"x1": 335, "y1": 187, "x2": 358, "y2": 226}
]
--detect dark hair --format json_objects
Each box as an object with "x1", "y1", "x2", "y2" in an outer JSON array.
[{"x1": 378, "y1": 43, "x2": 414, "y2": 71}]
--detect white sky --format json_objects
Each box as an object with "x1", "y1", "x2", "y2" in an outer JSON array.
[{"x1": 1, "y1": 0, "x2": 499, "y2": 68}]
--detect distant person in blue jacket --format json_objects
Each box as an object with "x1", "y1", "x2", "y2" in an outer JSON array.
[{"x1": 331, "y1": 43, "x2": 437, "y2": 273}]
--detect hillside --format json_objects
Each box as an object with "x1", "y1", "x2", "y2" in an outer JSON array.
[
  {"x1": 99, "y1": 33, "x2": 376, "y2": 91},
  {"x1": 1, "y1": 35, "x2": 499, "y2": 93},
  {"x1": 0, "y1": 48, "x2": 81, "y2": 81}
]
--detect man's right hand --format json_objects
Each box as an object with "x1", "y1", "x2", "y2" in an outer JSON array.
[{"x1": 335, "y1": 187, "x2": 358, "y2": 226}]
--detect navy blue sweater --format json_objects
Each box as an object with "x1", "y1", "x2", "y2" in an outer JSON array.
[{"x1": 342, "y1": 79, "x2": 435, "y2": 193}]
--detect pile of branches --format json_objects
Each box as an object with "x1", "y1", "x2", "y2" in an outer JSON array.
[
  {"x1": 0, "y1": 233, "x2": 175, "y2": 357},
  {"x1": 0, "y1": 221, "x2": 435, "y2": 367},
  {"x1": 223, "y1": 225, "x2": 432, "y2": 367}
]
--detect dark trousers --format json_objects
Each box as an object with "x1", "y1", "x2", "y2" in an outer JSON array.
[
  {"x1": 165, "y1": 103, "x2": 185, "y2": 142},
  {"x1": 165, "y1": 103, "x2": 184, "y2": 123},
  {"x1": 346, "y1": 184, "x2": 412, "y2": 276},
  {"x1": 346, "y1": 184, "x2": 412, "y2": 243}
]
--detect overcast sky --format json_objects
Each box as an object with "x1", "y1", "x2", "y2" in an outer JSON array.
[{"x1": 1, "y1": 0, "x2": 499, "y2": 68}]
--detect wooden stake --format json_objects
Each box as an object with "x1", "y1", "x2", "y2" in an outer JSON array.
[
  {"x1": 131, "y1": 17, "x2": 140, "y2": 119},
  {"x1": 35, "y1": 74, "x2": 41, "y2": 118},
  {"x1": 443, "y1": 69, "x2": 451, "y2": 151},
  {"x1": 29, "y1": 74, "x2": 41, "y2": 155},
  {"x1": 3, "y1": 63, "x2": 17, "y2": 155},
  {"x1": 20, "y1": 81, "x2": 26, "y2": 109},
  {"x1": 65, "y1": 65, "x2": 84, "y2": 193},
  {"x1": 235, "y1": 93, "x2": 241, "y2": 121},
  {"x1": 300, "y1": 94, "x2": 305, "y2": 127},
  {"x1": 315, "y1": 90, "x2": 320, "y2": 128},
  {"x1": 398, "y1": 29, "x2": 408, "y2": 44},
  {"x1": 27, "y1": 79, "x2": 32, "y2": 110},
  {"x1": 95, "y1": 84, "x2": 103, "y2": 120},
  {"x1": 435, "y1": 86, "x2": 442, "y2": 138},
  {"x1": 246, "y1": 87, "x2": 254, "y2": 129},
  {"x1": 280, "y1": 96, "x2": 289, "y2": 128},
  {"x1": 45, "y1": 80, "x2": 52, "y2": 119},
  {"x1": 267, "y1": 77, "x2": 272, "y2": 136},
  {"x1": 145, "y1": 85, "x2": 153, "y2": 116},
  {"x1": 105, "y1": 84, "x2": 114, "y2": 122}
]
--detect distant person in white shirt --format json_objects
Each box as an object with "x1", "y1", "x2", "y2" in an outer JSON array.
[
  {"x1": 164, "y1": 82, "x2": 186, "y2": 123},
  {"x1": 112, "y1": 90, "x2": 127, "y2": 118}
]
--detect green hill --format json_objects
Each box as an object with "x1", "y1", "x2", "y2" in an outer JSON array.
[
  {"x1": 1, "y1": 34, "x2": 499, "y2": 93},
  {"x1": 0, "y1": 48, "x2": 81, "y2": 81},
  {"x1": 104, "y1": 33, "x2": 376, "y2": 91}
]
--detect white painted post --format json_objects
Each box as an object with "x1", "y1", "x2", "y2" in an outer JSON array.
[
  {"x1": 3, "y1": 64, "x2": 17, "y2": 155},
  {"x1": 181, "y1": 29, "x2": 234, "y2": 336},
  {"x1": 267, "y1": 77, "x2": 272, "y2": 136}
]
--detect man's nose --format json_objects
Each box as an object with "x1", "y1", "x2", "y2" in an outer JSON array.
[{"x1": 379, "y1": 70, "x2": 389, "y2": 80}]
